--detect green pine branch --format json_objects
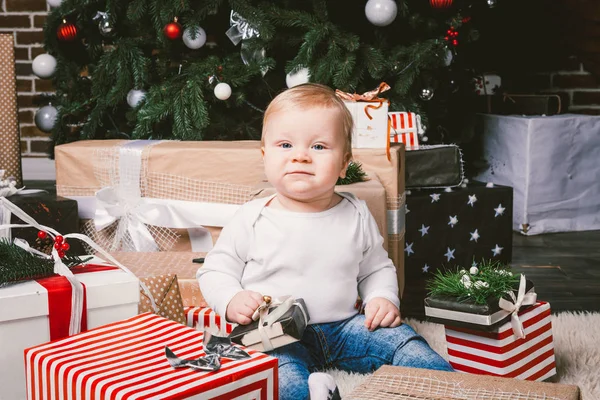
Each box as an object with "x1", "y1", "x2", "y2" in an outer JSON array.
[
  {"x1": 0, "y1": 239, "x2": 89, "y2": 286},
  {"x1": 336, "y1": 161, "x2": 367, "y2": 186},
  {"x1": 426, "y1": 259, "x2": 520, "y2": 305}
]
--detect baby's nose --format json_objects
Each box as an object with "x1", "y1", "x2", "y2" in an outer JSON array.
[{"x1": 292, "y1": 148, "x2": 311, "y2": 162}]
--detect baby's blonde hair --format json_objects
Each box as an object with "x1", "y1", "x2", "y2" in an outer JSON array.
[{"x1": 262, "y1": 83, "x2": 353, "y2": 159}]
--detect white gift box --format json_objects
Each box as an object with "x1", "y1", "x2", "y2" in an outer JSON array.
[
  {"x1": 343, "y1": 100, "x2": 390, "y2": 148},
  {"x1": 474, "y1": 114, "x2": 600, "y2": 235},
  {"x1": 0, "y1": 257, "x2": 139, "y2": 399}
]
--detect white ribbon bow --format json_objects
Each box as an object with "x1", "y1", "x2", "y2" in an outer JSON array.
[
  {"x1": 498, "y1": 274, "x2": 537, "y2": 339},
  {"x1": 253, "y1": 296, "x2": 308, "y2": 352},
  {"x1": 0, "y1": 197, "x2": 158, "y2": 336}
]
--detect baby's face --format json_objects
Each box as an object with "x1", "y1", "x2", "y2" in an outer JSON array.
[{"x1": 262, "y1": 106, "x2": 349, "y2": 204}]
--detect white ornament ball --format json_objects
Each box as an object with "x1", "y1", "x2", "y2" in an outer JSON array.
[
  {"x1": 486, "y1": 182, "x2": 495, "y2": 188},
  {"x1": 47, "y1": 0, "x2": 62, "y2": 7},
  {"x1": 182, "y1": 26, "x2": 206, "y2": 49},
  {"x1": 469, "y1": 266, "x2": 479, "y2": 275},
  {"x1": 34, "y1": 105, "x2": 58, "y2": 133},
  {"x1": 127, "y1": 89, "x2": 146, "y2": 108},
  {"x1": 365, "y1": 0, "x2": 398, "y2": 27},
  {"x1": 214, "y1": 82, "x2": 232, "y2": 100},
  {"x1": 444, "y1": 48, "x2": 454, "y2": 66},
  {"x1": 286, "y1": 67, "x2": 311, "y2": 88},
  {"x1": 32, "y1": 53, "x2": 57, "y2": 79}
]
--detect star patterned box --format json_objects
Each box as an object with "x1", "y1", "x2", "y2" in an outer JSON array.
[{"x1": 402, "y1": 181, "x2": 513, "y2": 316}]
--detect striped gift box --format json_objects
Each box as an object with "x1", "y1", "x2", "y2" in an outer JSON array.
[
  {"x1": 388, "y1": 112, "x2": 422, "y2": 150},
  {"x1": 184, "y1": 306, "x2": 235, "y2": 335},
  {"x1": 24, "y1": 313, "x2": 278, "y2": 400},
  {"x1": 445, "y1": 302, "x2": 556, "y2": 381}
]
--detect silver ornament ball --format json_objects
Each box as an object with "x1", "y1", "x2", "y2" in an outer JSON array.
[
  {"x1": 32, "y1": 53, "x2": 57, "y2": 79},
  {"x1": 127, "y1": 89, "x2": 146, "y2": 108},
  {"x1": 183, "y1": 26, "x2": 207, "y2": 49},
  {"x1": 365, "y1": 0, "x2": 398, "y2": 27},
  {"x1": 487, "y1": 0, "x2": 497, "y2": 7},
  {"x1": 286, "y1": 67, "x2": 311, "y2": 88},
  {"x1": 35, "y1": 105, "x2": 58, "y2": 133},
  {"x1": 419, "y1": 87, "x2": 434, "y2": 101},
  {"x1": 214, "y1": 82, "x2": 232, "y2": 100},
  {"x1": 96, "y1": 13, "x2": 115, "y2": 36},
  {"x1": 47, "y1": 0, "x2": 62, "y2": 7}
]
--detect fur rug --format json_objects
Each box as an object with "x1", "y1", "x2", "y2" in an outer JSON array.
[{"x1": 328, "y1": 312, "x2": 600, "y2": 399}]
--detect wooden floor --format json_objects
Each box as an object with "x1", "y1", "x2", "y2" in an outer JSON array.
[{"x1": 510, "y1": 230, "x2": 600, "y2": 314}]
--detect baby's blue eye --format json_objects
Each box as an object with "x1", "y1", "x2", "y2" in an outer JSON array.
[
  {"x1": 281, "y1": 143, "x2": 292, "y2": 149},
  {"x1": 312, "y1": 144, "x2": 324, "y2": 150}
]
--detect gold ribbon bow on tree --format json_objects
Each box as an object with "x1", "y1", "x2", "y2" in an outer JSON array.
[{"x1": 335, "y1": 82, "x2": 393, "y2": 160}]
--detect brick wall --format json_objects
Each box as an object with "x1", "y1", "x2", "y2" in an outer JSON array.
[{"x1": 1, "y1": 0, "x2": 51, "y2": 158}]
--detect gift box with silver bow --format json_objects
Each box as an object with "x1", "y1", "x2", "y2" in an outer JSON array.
[{"x1": 229, "y1": 297, "x2": 310, "y2": 352}]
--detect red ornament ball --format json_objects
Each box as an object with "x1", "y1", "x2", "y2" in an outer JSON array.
[
  {"x1": 430, "y1": 0, "x2": 453, "y2": 8},
  {"x1": 57, "y1": 21, "x2": 78, "y2": 42},
  {"x1": 55, "y1": 235, "x2": 64, "y2": 244},
  {"x1": 57, "y1": 250, "x2": 66, "y2": 258},
  {"x1": 37, "y1": 230, "x2": 47, "y2": 240},
  {"x1": 164, "y1": 21, "x2": 182, "y2": 40},
  {"x1": 61, "y1": 242, "x2": 70, "y2": 251}
]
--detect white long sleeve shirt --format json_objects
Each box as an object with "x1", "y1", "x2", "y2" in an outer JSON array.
[{"x1": 197, "y1": 193, "x2": 400, "y2": 324}]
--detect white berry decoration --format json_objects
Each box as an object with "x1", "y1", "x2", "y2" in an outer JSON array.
[{"x1": 469, "y1": 266, "x2": 479, "y2": 275}]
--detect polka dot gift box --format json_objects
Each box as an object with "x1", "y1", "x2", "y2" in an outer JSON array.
[{"x1": 0, "y1": 35, "x2": 22, "y2": 187}]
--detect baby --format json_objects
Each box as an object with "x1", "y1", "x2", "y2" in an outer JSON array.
[{"x1": 198, "y1": 83, "x2": 453, "y2": 400}]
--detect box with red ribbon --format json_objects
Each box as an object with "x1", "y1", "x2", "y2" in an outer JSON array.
[
  {"x1": 25, "y1": 313, "x2": 278, "y2": 400},
  {"x1": 336, "y1": 83, "x2": 391, "y2": 149},
  {"x1": 0, "y1": 258, "x2": 139, "y2": 399},
  {"x1": 388, "y1": 111, "x2": 423, "y2": 150},
  {"x1": 445, "y1": 301, "x2": 556, "y2": 381}
]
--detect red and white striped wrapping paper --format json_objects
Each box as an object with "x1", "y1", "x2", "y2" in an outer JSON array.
[
  {"x1": 184, "y1": 306, "x2": 235, "y2": 335},
  {"x1": 445, "y1": 302, "x2": 556, "y2": 382},
  {"x1": 388, "y1": 112, "x2": 421, "y2": 150},
  {"x1": 24, "y1": 313, "x2": 278, "y2": 400}
]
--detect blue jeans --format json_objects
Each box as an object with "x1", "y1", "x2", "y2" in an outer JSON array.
[{"x1": 267, "y1": 314, "x2": 453, "y2": 400}]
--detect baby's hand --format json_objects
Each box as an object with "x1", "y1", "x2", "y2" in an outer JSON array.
[
  {"x1": 226, "y1": 290, "x2": 264, "y2": 325},
  {"x1": 364, "y1": 297, "x2": 401, "y2": 331}
]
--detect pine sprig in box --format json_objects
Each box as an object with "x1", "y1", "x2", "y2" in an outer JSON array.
[{"x1": 424, "y1": 260, "x2": 535, "y2": 331}]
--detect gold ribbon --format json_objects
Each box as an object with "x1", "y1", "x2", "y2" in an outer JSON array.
[{"x1": 335, "y1": 82, "x2": 393, "y2": 160}]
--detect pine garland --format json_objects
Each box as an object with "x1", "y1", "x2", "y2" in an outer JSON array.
[
  {"x1": 426, "y1": 259, "x2": 520, "y2": 305},
  {"x1": 336, "y1": 161, "x2": 367, "y2": 186},
  {"x1": 0, "y1": 239, "x2": 89, "y2": 287}
]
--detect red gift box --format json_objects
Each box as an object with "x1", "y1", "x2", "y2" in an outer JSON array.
[
  {"x1": 389, "y1": 112, "x2": 422, "y2": 150},
  {"x1": 24, "y1": 313, "x2": 278, "y2": 400},
  {"x1": 445, "y1": 301, "x2": 556, "y2": 381},
  {"x1": 184, "y1": 306, "x2": 235, "y2": 335}
]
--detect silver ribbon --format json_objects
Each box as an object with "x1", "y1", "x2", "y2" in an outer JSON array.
[
  {"x1": 226, "y1": 11, "x2": 260, "y2": 46},
  {"x1": 253, "y1": 296, "x2": 308, "y2": 352},
  {"x1": 498, "y1": 274, "x2": 537, "y2": 339},
  {"x1": 0, "y1": 197, "x2": 159, "y2": 336}
]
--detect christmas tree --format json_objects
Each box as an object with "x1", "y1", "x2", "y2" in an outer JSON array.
[{"x1": 36, "y1": 0, "x2": 495, "y2": 153}]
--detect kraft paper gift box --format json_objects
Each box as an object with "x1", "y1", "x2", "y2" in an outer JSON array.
[
  {"x1": 109, "y1": 251, "x2": 208, "y2": 307},
  {"x1": 24, "y1": 313, "x2": 278, "y2": 400},
  {"x1": 473, "y1": 113, "x2": 600, "y2": 235},
  {"x1": 347, "y1": 365, "x2": 580, "y2": 400},
  {"x1": 0, "y1": 34, "x2": 22, "y2": 187},
  {"x1": 445, "y1": 301, "x2": 556, "y2": 382},
  {"x1": 0, "y1": 257, "x2": 139, "y2": 400},
  {"x1": 55, "y1": 140, "x2": 406, "y2": 293}
]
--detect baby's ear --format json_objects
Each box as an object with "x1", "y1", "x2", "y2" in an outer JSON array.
[{"x1": 261, "y1": 147, "x2": 265, "y2": 157}]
